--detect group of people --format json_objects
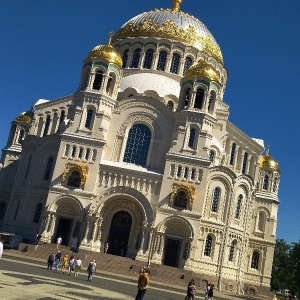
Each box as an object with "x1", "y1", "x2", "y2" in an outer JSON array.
[
  {"x1": 185, "y1": 280, "x2": 215, "y2": 300},
  {"x1": 46, "y1": 251, "x2": 97, "y2": 281}
]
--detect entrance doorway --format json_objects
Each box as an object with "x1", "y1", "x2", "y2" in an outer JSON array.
[
  {"x1": 107, "y1": 211, "x2": 132, "y2": 257},
  {"x1": 55, "y1": 217, "x2": 72, "y2": 246},
  {"x1": 164, "y1": 238, "x2": 181, "y2": 267}
]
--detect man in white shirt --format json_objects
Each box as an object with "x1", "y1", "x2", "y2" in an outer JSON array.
[
  {"x1": 0, "y1": 237, "x2": 3, "y2": 258},
  {"x1": 56, "y1": 236, "x2": 62, "y2": 249}
]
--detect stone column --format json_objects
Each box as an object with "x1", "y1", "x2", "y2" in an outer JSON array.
[{"x1": 95, "y1": 217, "x2": 104, "y2": 251}]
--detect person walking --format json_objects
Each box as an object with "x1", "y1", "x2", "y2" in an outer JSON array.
[
  {"x1": 185, "y1": 279, "x2": 196, "y2": 300},
  {"x1": 87, "y1": 259, "x2": 96, "y2": 282},
  {"x1": 35, "y1": 233, "x2": 42, "y2": 245},
  {"x1": 54, "y1": 251, "x2": 61, "y2": 271},
  {"x1": 74, "y1": 257, "x2": 82, "y2": 278},
  {"x1": 135, "y1": 268, "x2": 150, "y2": 300},
  {"x1": 204, "y1": 283, "x2": 211, "y2": 300},
  {"x1": 67, "y1": 255, "x2": 75, "y2": 275},
  {"x1": 207, "y1": 284, "x2": 215, "y2": 300},
  {"x1": 104, "y1": 241, "x2": 109, "y2": 254},
  {"x1": 56, "y1": 236, "x2": 62, "y2": 249},
  {"x1": 47, "y1": 252, "x2": 55, "y2": 270},
  {"x1": 61, "y1": 254, "x2": 68, "y2": 274}
]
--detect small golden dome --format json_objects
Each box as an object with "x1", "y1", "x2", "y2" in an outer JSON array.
[
  {"x1": 259, "y1": 150, "x2": 280, "y2": 172},
  {"x1": 15, "y1": 110, "x2": 34, "y2": 125},
  {"x1": 184, "y1": 60, "x2": 220, "y2": 82},
  {"x1": 88, "y1": 43, "x2": 122, "y2": 68}
]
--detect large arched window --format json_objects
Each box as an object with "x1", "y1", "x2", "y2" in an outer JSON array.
[
  {"x1": 57, "y1": 110, "x2": 65, "y2": 132},
  {"x1": 170, "y1": 53, "x2": 180, "y2": 74},
  {"x1": 122, "y1": 49, "x2": 129, "y2": 68},
  {"x1": 242, "y1": 152, "x2": 248, "y2": 174},
  {"x1": 235, "y1": 194, "x2": 243, "y2": 219},
  {"x1": 93, "y1": 70, "x2": 103, "y2": 90},
  {"x1": 174, "y1": 190, "x2": 188, "y2": 209},
  {"x1": 188, "y1": 128, "x2": 196, "y2": 148},
  {"x1": 204, "y1": 235, "x2": 213, "y2": 257},
  {"x1": 157, "y1": 50, "x2": 167, "y2": 71},
  {"x1": 43, "y1": 115, "x2": 51, "y2": 136},
  {"x1": 33, "y1": 203, "x2": 43, "y2": 223},
  {"x1": 251, "y1": 251, "x2": 260, "y2": 269},
  {"x1": 67, "y1": 170, "x2": 81, "y2": 188},
  {"x1": 143, "y1": 49, "x2": 154, "y2": 69},
  {"x1": 123, "y1": 124, "x2": 151, "y2": 166},
  {"x1": 228, "y1": 240, "x2": 237, "y2": 262},
  {"x1": 44, "y1": 157, "x2": 54, "y2": 181},
  {"x1": 211, "y1": 187, "x2": 220, "y2": 212},
  {"x1": 194, "y1": 88, "x2": 204, "y2": 109},
  {"x1": 131, "y1": 48, "x2": 141, "y2": 68},
  {"x1": 85, "y1": 109, "x2": 94, "y2": 129},
  {"x1": 229, "y1": 143, "x2": 236, "y2": 165},
  {"x1": 0, "y1": 202, "x2": 6, "y2": 220},
  {"x1": 183, "y1": 57, "x2": 192, "y2": 74},
  {"x1": 263, "y1": 175, "x2": 269, "y2": 190}
]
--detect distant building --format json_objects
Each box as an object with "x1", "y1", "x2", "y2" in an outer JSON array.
[{"x1": 0, "y1": 0, "x2": 280, "y2": 297}]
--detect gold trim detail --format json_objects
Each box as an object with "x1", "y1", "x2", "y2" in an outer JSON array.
[
  {"x1": 172, "y1": 0, "x2": 182, "y2": 12},
  {"x1": 185, "y1": 60, "x2": 220, "y2": 82},
  {"x1": 112, "y1": 18, "x2": 223, "y2": 62},
  {"x1": 61, "y1": 162, "x2": 89, "y2": 188},
  {"x1": 169, "y1": 183, "x2": 195, "y2": 209},
  {"x1": 15, "y1": 111, "x2": 34, "y2": 125}
]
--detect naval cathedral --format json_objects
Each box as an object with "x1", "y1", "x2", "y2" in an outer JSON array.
[{"x1": 0, "y1": 0, "x2": 280, "y2": 296}]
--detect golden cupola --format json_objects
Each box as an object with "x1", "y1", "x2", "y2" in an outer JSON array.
[
  {"x1": 15, "y1": 109, "x2": 34, "y2": 125},
  {"x1": 112, "y1": 0, "x2": 223, "y2": 63},
  {"x1": 88, "y1": 35, "x2": 123, "y2": 68},
  {"x1": 259, "y1": 148, "x2": 280, "y2": 172},
  {"x1": 184, "y1": 59, "x2": 221, "y2": 82}
]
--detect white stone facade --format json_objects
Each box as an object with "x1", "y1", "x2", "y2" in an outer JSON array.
[{"x1": 0, "y1": 2, "x2": 280, "y2": 297}]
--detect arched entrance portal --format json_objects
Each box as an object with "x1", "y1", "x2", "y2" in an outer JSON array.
[{"x1": 107, "y1": 211, "x2": 132, "y2": 256}]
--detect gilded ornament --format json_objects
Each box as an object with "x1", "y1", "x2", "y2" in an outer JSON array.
[
  {"x1": 185, "y1": 60, "x2": 220, "y2": 82},
  {"x1": 15, "y1": 111, "x2": 34, "y2": 125},
  {"x1": 169, "y1": 182, "x2": 195, "y2": 209},
  {"x1": 62, "y1": 162, "x2": 89, "y2": 188}
]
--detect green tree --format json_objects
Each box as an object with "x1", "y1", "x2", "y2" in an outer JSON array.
[{"x1": 289, "y1": 241, "x2": 300, "y2": 296}]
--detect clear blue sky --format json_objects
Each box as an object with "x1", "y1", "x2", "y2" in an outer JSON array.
[{"x1": 0, "y1": 1, "x2": 299, "y2": 243}]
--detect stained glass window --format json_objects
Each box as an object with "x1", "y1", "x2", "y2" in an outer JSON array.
[
  {"x1": 235, "y1": 194, "x2": 243, "y2": 219},
  {"x1": 170, "y1": 53, "x2": 180, "y2": 74},
  {"x1": 131, "y1": 48, "x2": 141, "y2": 68},
  {"x1": 143, "y1": 49, "x2": 154, "y2": 69},
  {"x1": 157, "y1": 51, "x2": 167, "y2": 71},
  {"x1": 211, "y1": 187, "x2": 220, "y2": 212},
  {"x1": 204, "y1": 235, "x2": 212, "y2": 256},
  {"x1": 123, "y1": 124, "x2": 151, "y2": 166}
]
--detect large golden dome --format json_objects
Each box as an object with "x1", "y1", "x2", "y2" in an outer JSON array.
[
  {"x1": 259, "y1": 150, "x2": 280, "y2": 172},
  {"x1": 112, "y1": 1, "x2": 223, "y2": 62},
  {"x1": 184, "y1": 60, "x2": 220, "y2": 82},
  {"x1": 15, "y1": 110, "x2": 34, "y2": 125},
  {"x1": 88, "y1": 43, "x2": 122, "y2": 68}
]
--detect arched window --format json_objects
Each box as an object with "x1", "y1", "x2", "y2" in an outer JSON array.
[
  {"x1": 263, "y1": 175, "x2": 269, "y2": 190},
  {"x1": 251, "y1": 251, "x2": 260, "y2": 269},
  {"x1": 18, "y1": 129, "x2": 25, "y2": 143},
  {"x1": 174, "y1": 190, "x2": 188, "y2": 209},
  {"x1": 188, "y1": 128, "x2": 196, "y2": 148},
  {"x1": 184, "y1": 89, "x2": 191, "y2": 108},
  {"x1": 208, "y1": 91, "x2": 216, "y2": 113},
  {"x1": 157, "y1": 50, "x2": 167, "y2": 71},
  {"x1": 78, "y1": 148, "x2": 83, "y2": 159},
  {"x1": 258, "y1": 211, "x2": 265, "y2": 232},
  {"x1": 229, "y1": 143, "x2": 236, "y2": 165},
  {"x1": 204, "y1": 235, "x2": 212, "y2": 257},
  {"x1": 81, "y1": 68, "x2": 89, "y2": 90},
  {"x1": 44, "y1": 157, "x2": 54, "y2": 181},
  {"x1": 170, "y1": 53, "x2": 180, "y2": 74},
  {"x1": 228, "y1": 240, "x2": 237, "y2": 262},
  {"x1": 183, "y1": 57, "x2": 192, "y2": 74},
  {"x1": 191, "y1": 168, "x2": 196, "y2": 180},
  {"x1": 33, "y1": 203, "x2": 43, "y2": 223},
  {"x1": 57, "y1": 110, "x2": 65, "y2": 132},
  {"x1": 131, "y1": 48, "x2": 141, "y2": 68},
  {"x1": 211, "y1": 187, "x2": 220, "y2": 212},
  {"x1": 242, "y1": 152, "x2": 248, "y2": 174},
  {"x1": 235, "y1": 194, "x2": 243, "y2": 219},
  {"x1": 177, "y1": 165, "x2": 182, "y2": 178},
  {"x1": 123, "y1": 124, "x2": 151, "y2": 166},
  {"x1": 184, "y1": 167, "x2": 188, "y2": 179},
  {"x1": 85, "y1": 109, "x2": 94, "y2": 129},
  {"x1": 273, "y1": 178, "x2": 278, "y2": 192},
  {"x1": 43, "y1": 115, "x2": 51, "y2": 136},
  {"x1": 71, "y1": 146, "x2": 76, "y2": 158},
  {"x1": 106, "y1": 77, "x2": 113, "y2": 95},
  {"x1": 92, "y1": 70, "x2": 103, "y2": 90},
  {"x1": 0, "y1": 202, "x2": 6, "y2": 220},
  {"x1": 122, "y1": 49, "x2": 129, "y2": 68},
  {"x1": 67, "y1": 170, "x2": 81, "y2": 188},
  {"x1": 143, "y1": 49, "x2": 154, "y2": 69},
  {"x1": 194, "y1": 88, "x2": 204, "y2": 109},
  {"x1": 209, "y1": 150, "x2": 215, "y2": 163},
  {"x1": 167, "y1": 101, "x2": 174, "y2": 111},
  {"x1": 85, "y1": 148, "x2": 90, "y2": 160}
]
